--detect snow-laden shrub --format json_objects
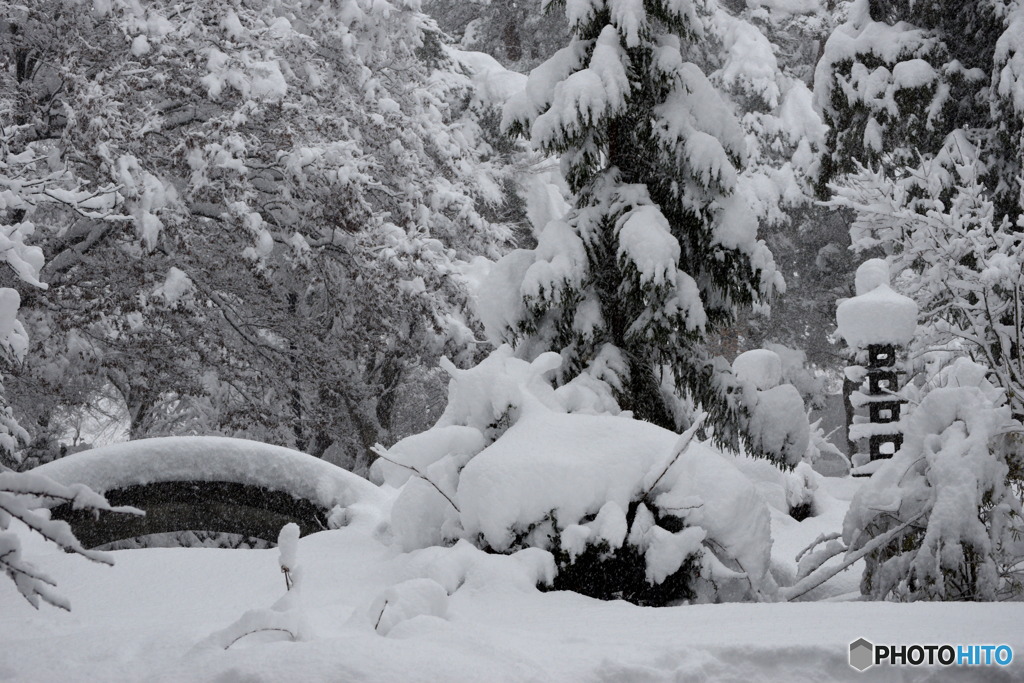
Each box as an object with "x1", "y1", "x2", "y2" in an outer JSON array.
[
  {"x1": 731, "y1": 347, "x2": 836, "y2": 507},
  {"x1": 371, "y1": 346, "x2": 616, "y2": 550},
  {"x1": 844, "y1": 359, "x2": 1024, "y2": 601},
  {"x1": 374, "y1": 346, "x2": 778, "y2": 605}
]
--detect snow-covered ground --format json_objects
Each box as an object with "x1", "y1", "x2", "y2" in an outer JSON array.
[{"x1": 2, "y1": 475, "x2": 1020, "y2": 682}]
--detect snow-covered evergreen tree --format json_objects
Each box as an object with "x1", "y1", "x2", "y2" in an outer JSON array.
[
  {"x1": 813, "y1": 0, "x2": 1020, "y2": 210},
  {"x1": 491, "y1": 0, "x2": 805, "y2": 461}
]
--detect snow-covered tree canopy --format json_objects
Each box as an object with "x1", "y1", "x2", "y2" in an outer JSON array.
[
  {"x1": 1, "y1": 0, "x2": 518, "y2": 469},
  {"x1": 485, "y1": 0, "x2": 817, "y2": 462},
  {"x1": 0, "y1": 75, "x2": 136, "y2": 608}
]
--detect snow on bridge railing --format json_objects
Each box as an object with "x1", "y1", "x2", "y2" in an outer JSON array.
[{"x1": 30, "y1": 436, "x2": 384, "y2": 546}]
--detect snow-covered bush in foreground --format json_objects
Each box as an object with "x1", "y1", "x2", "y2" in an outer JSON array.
[
  {"x1": 844, "y1": 359, "x2": 1024, "y2": 601},
  {"x1": 374, "y1": 346, "x2": 778, "y2": 605}
]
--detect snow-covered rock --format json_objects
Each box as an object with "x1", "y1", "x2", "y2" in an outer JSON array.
[{"x1": 367, "y1": 578, "x2": 450, "y2": 637}]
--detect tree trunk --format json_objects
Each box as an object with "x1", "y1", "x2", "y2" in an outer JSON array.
[{"x1": 843, "y1": 373, "x2": 857, "y2": 457}]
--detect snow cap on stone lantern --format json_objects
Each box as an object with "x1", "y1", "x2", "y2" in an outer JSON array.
[{"x1": 836, "y1": 259, "x2": 918, "y2": 349}]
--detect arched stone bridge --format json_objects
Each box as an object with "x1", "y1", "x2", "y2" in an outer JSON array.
[{"x1": 32, "y1": 436, "x2": 381, "y2": 549}]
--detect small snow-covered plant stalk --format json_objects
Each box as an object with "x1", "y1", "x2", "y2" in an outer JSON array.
[
  {"x1": 197, "y1": 522, "x2": 307, "y2": 650},
  {"x1": 278, "y1": 523, "x2": 300, "y2": 592},
  {"x1": 371, "y1": 443, "x2": 459, "y2": 513},
  {"x1": 638, "y1": 413, "x2": 707, "y2": 503}
]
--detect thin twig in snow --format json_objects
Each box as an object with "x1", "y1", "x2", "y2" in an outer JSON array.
[
  {"x1": 374, "y1": 600, "x2": 389, "y2": 632},
  {"x1": 224, "y1": 627, "x2": 297, "y2": 650},
  {"x1": 370, "y1": 444, "x2": 460, "y2": 513},
  {"x1": 783, "y1": 511, "x2": 926, "y2": 602}
]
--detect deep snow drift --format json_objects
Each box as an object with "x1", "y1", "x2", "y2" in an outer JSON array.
[
  {"x1": 5, "y1": 353, "x2": 1023, "y2": 681},
  {"x1": 1, "y1": 472, "x2": 1021, "y2": 682}
]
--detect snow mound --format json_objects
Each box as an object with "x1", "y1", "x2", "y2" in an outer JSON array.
[
  {"x1": 731, "y1": 348, "x2": 811, "y2": 466},
  {"x1": 402, "y1": 540, "x2": 556, "y2": 596},
  {"x1": 380, "y1": 344, "x2": 780, "y2": 601},
  {"x1": 836, "y1": 284, "x2": 917, "y2": 347},
  {"x1": 367, "y1": 578, "x2": 450, "y2": 636},
  {"x1": 853, "y1": 258, "x2": 889, "y2": 296},
  {"x1": 378, "y1": 346, "x2": 626, "y2": 552}
]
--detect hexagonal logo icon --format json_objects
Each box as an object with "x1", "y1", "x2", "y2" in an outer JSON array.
[{"x1": 850, "y1": 638, "x2": 875, "y2": 672}]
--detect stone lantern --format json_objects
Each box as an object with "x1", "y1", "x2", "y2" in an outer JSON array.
[{"x1": 836, "y1": 260, "x2": 917, "y2": 475}]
